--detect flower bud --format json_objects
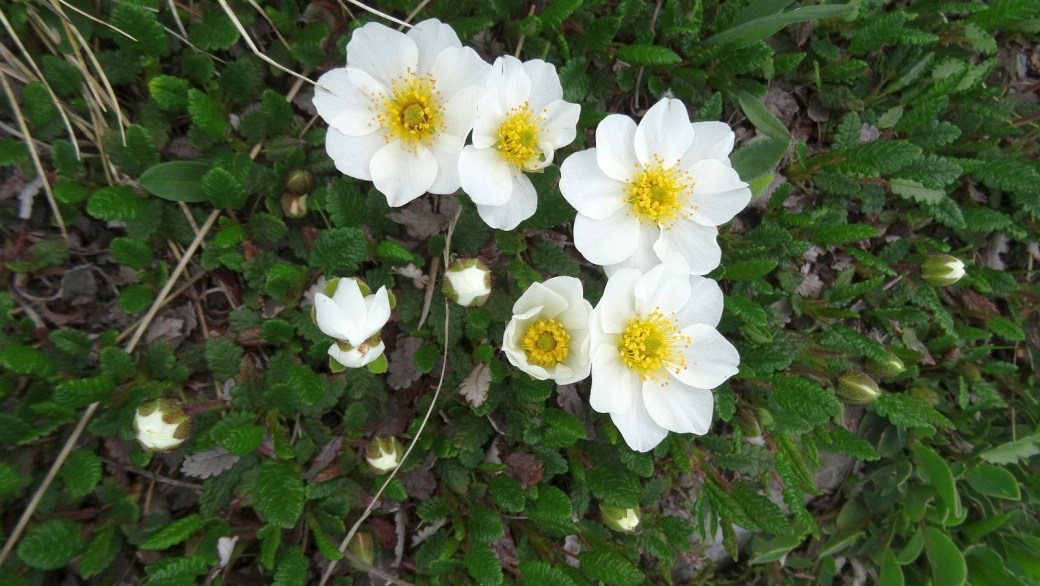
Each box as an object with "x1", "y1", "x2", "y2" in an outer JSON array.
[
  {"x1": 836, "y1": 371, "x2": 881, "y2": 405},
  {"x1": 443, "y1": 257, "x2": 492, "y2": 308},
  {"x1": 910, "y1": 385, "x2": 940, "y2": 406},
  {"x1": 286, "y1": 170, "x2": 314, "y2": 195},
  {"x1": 365, "y1": 436, "x2": 404, "y2": 475},
  {"x1": 734, "y1": 404, "x2": 761, "y2": 437},
  {"x1": 921, "y1": 254, "x2": 964, "y2": 287},
  {"x1": 347, "y1": 532, "x2": 376, "y2": 566},
  {"x1": 600, "y1": 504, "x2": 640, "y2": 532},
  {"x1": 132, "y1": 398, "x2": 191, "y2": 452},
  {"x1": 866, "y1": 353, "x2": 905, "y2": 380},
  {"x1": 281, "y1": 193, "x2": 308, "y2": 218}
]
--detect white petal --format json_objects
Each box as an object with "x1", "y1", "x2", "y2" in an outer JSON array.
[
  {"x1": 672, "y1": 324, "x2": 740, "y2": 389},
  {"x1": 652, "y1": 221, "x2": 720, "y2": 276},
  {"x1": 313, "y1": 68, "x2": 386, "y2": 136},
  {"x1": 593, "y1": 268, "x2": 639, "y2": 335},
  {"x1": 523, "y1": 59, "x2": 564, "y2": 110},
  {"x1": 475, "y1": 174, "x2": 537, "y2": 230},
  {"x1": 674, "y1": 276, "x2": 724, "y2": 328},
  {"x1": 459, "y1": 145, "x2": 513, "y2": 205},
  {"x1": 538, "y1": 100, "x2": 580, "y2": 150},
  {"x1": 329, "y1": 339, "x2": 386, "y2": 368},
  {"x1": 539, "y1": 276, "x2": 588, "y2": 328},
  {"x1": 596, "y1": 115, "x2": 640, "y2": 182},
  {"x1": 488, "y1": 56, "x2": 531, "y2": 114},
  {"x1": 634, "y1": 98, "x2": 694, "y2": 168},
  {"x1": 346, "y1": 23, "x2": 417, "y2": 90},
  {"x1": 513, "y1": 280, "x2": 569, "y2": 320},
  {"x1": 611, "y1": 387, "x2": 669, "y2": 452},
  {"x1": 430, "y1": 47, "x2": 490, "y2": 102},
  {"x1": 590, "y1": 344, "x2": 636, "y2": 415},
  {"x1": 642, "y1": 379, "x2": 714, "y2": 435},
  {"x1": 603, "y1": 224, "x2": 661, "y2": 276},
  {"x1": 407, "y1": 19, "x2": 462, "y2": 75},
  {"x1": 559, "y1": 149, "x2": 628, "y2": 220},
  {"x1": 573, "y1": 207, "x2": 640, "y2": 266},
  {"x1": 326, "y1": 128, "x2": 386, "y2": 181},
  {"x1": 370, "y1": 141, "x2": 438, "y2": 207},
  {"x1": 365, "y1": 287, "x2": 392, "y2": 337},
  {"x1": 315, "y1": 292, "x2": 363, "y2": 344},
  {"x1": 427, "y1": 134, "x2": 465, "y2": 195},
  {"x1": 471, "y1": 90, "x2": 507, "y2": 149},
  {"x1": 557, "y1": 326, "x2": 592, "y2": 384},
  {"x1": 635, "y1": 261, "x2": 692, "y2": 316},
  {"x1": 686, "y1": 159, "x2": 752, "y2": 226},
  {"x1": 442, "y1": 85, "x2": 485, "y2": 138},
  {"x1": 681, "y1": 121, "x2": 736, "y2": 167}
]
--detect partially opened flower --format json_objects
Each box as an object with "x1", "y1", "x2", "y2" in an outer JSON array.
[
  {"x1": 313, "y1": 19, "x2": 490, "y2": 207},
  {"x1": 459, "y1": 56, "x2": 581, "y2": 230},
  {"x1": 503, "y1": 276, "x2": 593, "y2": 384},
  {"x1": 589, "y1": 261, "x2": 739, "y2": 452},
  {"x1": 443, "y1": 257, "x2": 492, "y2": 307},
  {"x1": 133, "y1": 398, "x2": 191, "y2": 452},
  {"x1": 314, "y1": 277, "x2": 393, "y2": 371},
  {"x1": 560, "y1": 98, "x2": 751, "y2": 276}
]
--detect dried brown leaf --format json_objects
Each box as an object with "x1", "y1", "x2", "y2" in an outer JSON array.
[
  {"x1": 459, "y1": 363, "x2": 491, "y2": 408},
  {"x1": 180, "y1": 446, "x2": 240, "y2": 479}
]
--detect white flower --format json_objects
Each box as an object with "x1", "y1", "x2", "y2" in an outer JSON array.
[
  {"x1": 458, "y1": 56, "x2": 581, "y2": 230},
  {"x1": 589, "y1": 261, "x2": 740, "y2": 452},
  {"x1": 314, "y1": 277, "x2": 392, "y2": 369},
  {"x1": 921, "y1": 254, "x2": 965, "y2": 287},
  {"x1": 313, "y1": 19, "x2": 490, "y2": 207},
  {"x1": 503, "y1": 276, "x2": 593, "y2": 384},
  {"x1": 366, "y1": 436, "x2": 404, "y2": 475},
  {"x1": 560, "y1": 98, "x2": 752, "y2": 276},
  {"x1": 133, "y1": 399, "x2": 191, "y2": 452},
  {"x1": 600, "y1": 504, "x2": 640, "y2": 532},
  {"x1": 443, "y1": 257, "x2": 492, "y2": 307}
]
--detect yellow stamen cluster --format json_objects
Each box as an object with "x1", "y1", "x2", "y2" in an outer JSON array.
[
  {"x1": 497, "y1": 102, "x2": 542, "y2": 169},
  {"x1": 618, "y1": 310, "x2": 690, "y2": 382},
  {"x1": 626, "y1": 158, "x2": 692, "y2": 228},
  {"x1": 378, "y1": 71, "x2": 443, "y2": 148},
  {"x1": 521, "y1": 319, "x2": 570, "y2": 367}
]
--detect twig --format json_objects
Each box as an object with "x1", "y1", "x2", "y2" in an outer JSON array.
[
  {"x1": 399, "y1": 0, "x2": 432, "y2": 30},
  {"x1": 115, "y1": 270, "x2": 207, "y2": 344},
  {"x1": 0, "y1": 67, "x2": 67, "y2": 241},
  {"x1": 632, "y1": 0, "x2": 665, "y2": 112},
  {"x1": 514, "y1": 5, "x2": 537, "y2": 58},
  {"x1": 319, "y1": 211, "x2": 463, "y2": 586},
  {"x1": 214, "y1": 0, "x2": 319, "y2": 90},
  {"x1": 345, "y1": 0, "x2": 412, "y2": 28}
]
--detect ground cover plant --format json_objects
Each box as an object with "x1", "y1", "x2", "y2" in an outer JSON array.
[{"x1": 1, "y1": 0, "x2": 1039, "y2": 584}]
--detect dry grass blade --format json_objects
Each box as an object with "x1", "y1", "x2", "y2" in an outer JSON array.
[
  {"x1": 214, "y1": 0, "x2": 319, "y2": 89},
  {"x1": 246, "y1": 0, "x2": 292, "y2": 50},
  {"x1": 54, "y1": 0, "x2": 137, "y2": 40},
  {"x1": 0, "y1": 67, "x2": 67, "y2": 240},
  {"x1": 399, "y1": 0, "x2": 432, "y2": 30},
  {"x1": 0, "y1": 7, "x2": 81, "y2": 159},
  {"x1": 346, "y1": 0, "x2": 412, "y2": 28}
]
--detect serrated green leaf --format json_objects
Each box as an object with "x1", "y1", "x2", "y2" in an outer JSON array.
[
  {"x1": 488, "y1": 474, "x2": 526, "y2": 513},
  {"x1": 54, "y1": 375, "x2": 115, "y2": 408},
  {"x1": 0, "y1": 463, "x2": 20, "y2": 494},
  {"x1": 149, "y1": 76, "x2": 191, "y2": 112},
  {"x1": 725, "y1": 294, "x2": 768, "y2": 327},
  {"x1": 221, "y1": 425, "x2": 265, "y2": 456},
  {"x1": 815, "y1": 224, "x2": 880, "y2": 246},
  {"x1": 724, "y1": 259, "x2": 778, "y2": 280},
  {"x1": 41, "y1": 55, "x2": 83, "y2": 97},
  {"x1": 309, "y1": 227, "x2": 367, "y2": 276},
  {"x1": 18, "y1": 518, "x2": 86, "y2": 570},
  {"x1": 188, "y1": 89, "x2": 228, "y2": 138},
  {"x1": 587, "y1": 464, "x2": 640, "y2": 508},
  {"x1": 201, "y1": 167, "x2": 246, "y2": 210},
  {"x1": 119, "y1": 284, "x2": 153, "y2": 314},
  {"x1": 874, "y1": 393, "x2": 953, "y2": 429},
  {"x1": 88, "y1": 186, "x2": 148, "y2": 221},
  {"x1": 254, "y1": 460, "x2": 305, "y2": 528},
  {"x1": 205, "y1": 337, "x2": 244, "y2": 382},
  {"x1": 79, "y1": 527, "x2": 118, "y2": 579},
  {"x1": 465, "y1": 542, "x2": 504, "y2": 585},
  {"x1": 985, "y1": 316, "x2": 1024, "y2": 341},
  {"x1": 272, "y1": 546, "x2": 308, "y2": 586},
  {"x1": 769, "y1": 377, "x2": 840, "y2": 434},
  {"x1": 521, "y1": 561, "x2": 577, "y2": 586},
  {"x1": 467, "y1": 506, "x2": 505, "y2": 543},
  {"x1": 111, "y1": 3, "x2": 167, "y2": 56},
  {"x1": 141, "y1": 514, "x2": 202, "y2": 550},
  {"x1": 61, "y1": 450, "x2": 102, "y2": 498},
  {"x1": 890, "y1": 178, "x2": 944, "y2": 203},
  {"x1": 188, "y1": 6, "x2": 241, "y2": 51},
  {"x1": 616, "y1": 44, "x2": 683, "y2": 66},
  {"x1": 110, "y1": 237, "x2": 153, "y2": 270},
  {"x1": 0, "y1": 345, "x2": 54, "y2": 377},
  {"x1": 577, "y1": 548, "x2": 644, "y2": 586},
  {"x1": 101, "y1": 346, "x2": 136, "y2": 382}
]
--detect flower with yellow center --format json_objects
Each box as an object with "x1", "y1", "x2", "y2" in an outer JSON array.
[
  {"x1": 560, "y1": 98, "x2": 752, "y2": 276},
  {"x1": 590, "y1": 262, "x2": 740, "y2": 452},
  {"x1": 503, "y1": 276, "x2": 592, "y2": 385},
  {"x1": 313, "y1": 20, "x2": 490, "y2": 207},
  {"x1": 459, "y1": 56, "x2": 581, "y2": 230}
]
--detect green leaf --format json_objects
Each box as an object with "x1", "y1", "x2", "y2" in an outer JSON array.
[
  {"x1": 467, "y1": 506, "x2": 505, "y2": 543},
  {"x1": 587, "y1": 464, "x2": 640, "y2": 508},
  {"x1": 111, "y1": 3, "x2": 167, "y2": 56},
  {"x1": 530, "y1": 241, "x2": 579, "y2": 277},
  {"x1": 874, "y1": 393, "x2": 953, "y2": 429},
  {"x1": 375, "y1": 240, "x2": 414, "y2": 264},
  {"x1": 0, "y1": 344, "x2": 54, "y2": 377},
  {"x1": 880, "y1": 548, "x2": 905, "y2": 586},
  {"x1": 414, "y1": 344, "x2": 440, "y2": 374},
  {"x1": 309, "y1": 227, "x2": 367, "y2": 276},
  {"x1": 979, "y1": 435, "x2": 1040, "y2": 464},
  {"x1": 262, "y1": 319, "x2": 295, "y2": 345},
  {"x1": 769, "y1": 378, "x2": 841, "y2": 434},
  {"x1": 188, "y1": 6, "x2": 241, "y2": 50},
  {"x1": 731, "y1": 137, "x2": 789, "y2": 181},
  {"x1": 110, "y1": 237, "x2": 153, "y2": 270},
  {"x1": 188, "y1": 89, "x2": 228, "y2": 138},
  {"x1": 735, "y1": 91, "x2": 792, "y2": 141},
  {"x1": 815, "y1": 224, "x2": 880, "y2": 246},
  {"x1": 141, "y1": 514, "x2": 202, "y2": 550},
  {"x1": 139, "y1": 161, "x2": 210, "y2": 203},
  {"x1": 520, "y1": 561, "x2": 577, "y2": 586},
  {"x1": 50, "y1": 328, "x2": 91, "y2": 361},
  {"x1": 41, "y1": 55, "x2": 83, "y2": 97},
  {"x1": 985, "y1": 316, "x2": 1025, "y2": 341},
  {"x1": 290, "y1": 21, "x2": 329, "y2": 67},
  {"x1": 0, "y1": 136, "x2": 28, "y2": 166},
  {"x1": 18, "y1": 518, "x2": 86, "y2": 570},
  {"x1": 61, "y1": 450, "x2": 102, "y2": 498},
  {"x1": 844, "y1": 140, "x2": 922, "y2": 175},
  {"x1": 149, "y1": 76, "x2": 191, "y2": 112},
  {"x1": 87, "y1": 186, "x2": 148, "y2": 221},
  {"x1": 205, "y1": 338, "x2": 244, "y2": 382},
  {"x1": 488, "y1": 474, "x2": 527, "y2": 513},
  {"x1": 616, "y1": 45, "x2": 683, "y2": 66},
  {"x1": 924, "y1": 527, "x2": 966, "y2": 586},
  {"x1": 79, "y1": 527, "x2": 118, "y2": 579},
  {"x1": 890, "y1": 178, "x2": 944, "y2": 203},
  {"x1": 53, "y1": 375, "x2": 115, "y2": 408},
  {"x1": 254, "y1": 460, "x2": 306, "y2": 528},
  {"x1": 735, "y1": 483, "x2": 795, "y2": 536},
  {"x1": 101, "y1": 347, "x2": 136, "y2": 381},
  {"x1": 965, "y1": 465, "x2": 1021, "y2": 500},
  {"x1": 577, "y1": 548, "x2": 644, "y2": 586},
  {"x1": 287, "y1": 364, "x2": 324, "y2": 406},
  {"x1": 704, "y1": 5, "x2": 853, "y2": 48},
  {"x1": 326, "y1": 180, "x2": 367, "y2": 227},
  {"x1": 201, "y1": 167, "x2": 246, "y2": 210},
  {"x1": 541, "y1": 0, "x2": 582, "y2": 29},
  {"x1": 22, "y1": 82, "x2": 54, "y2": 127},
  {"x1": 464, "y1": 542, "x2": 504, "y2": 585},
  {"x1": 913, "y1": 444, "x2": 961, "y2": 518},
  {"x1": 0, "y1": 463, "x2": 20, "y2": 494},
  {"x1": 723, "y1": 259, "x2": 778, "y2": 280},
  {"x1": 272, "y1": 547, "x2": 307, "y2": 586},
  {"x1": 221, "y1": 425, "x2": 265, "y2": 456},
  {"x1": 119, "y1": 284, "x2": 153, "y2": 314}
]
